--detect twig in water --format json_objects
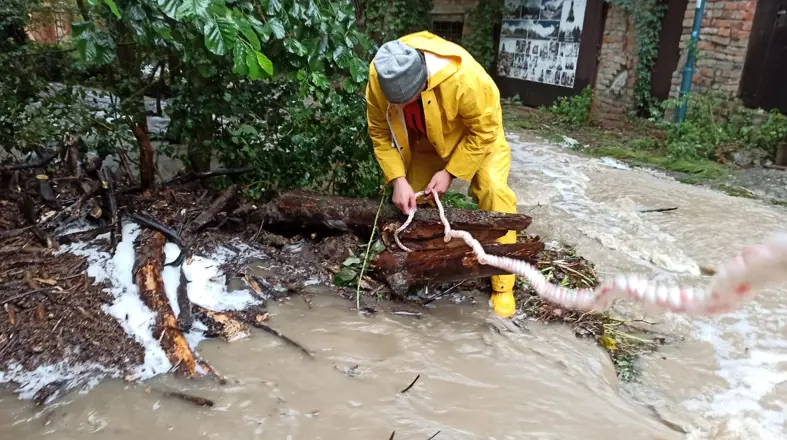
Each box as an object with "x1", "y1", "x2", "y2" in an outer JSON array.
[
  {"x1": 252, "y1": 220, "x2": 265, "y2": 242},
  {"x1": 149, "y1": 387, "x2": 214, "y2": 407},
  {"x1": 427, "y1": 431, "x2": 441, "y2": 440},
  {"x1": 638, "y1": 207, "x2": 678, "y2": 213},
  {"x1": 422, "y1": 281, "x2": 464, "y2": 306},
  {"x1": 246, "y1": 320, "x2": 313, "y2": 358},
  {"x1": 357, "y1": 187, "x2": 387, "y2": 311},
  {"x1": 400, "y1": 374, "x2": 420, "y2": 393}
]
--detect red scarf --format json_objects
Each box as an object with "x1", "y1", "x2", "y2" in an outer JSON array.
[{"x1": 402, "y1": 100, "x2": 426, "y2": 135}]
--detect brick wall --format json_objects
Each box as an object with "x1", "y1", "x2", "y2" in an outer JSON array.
[
  {"x1": 669, "y1": 0, "x2": 757, "y2": 98},
  {"x1": 590, "y1": 5, "x2": 638, "y2": 128}
]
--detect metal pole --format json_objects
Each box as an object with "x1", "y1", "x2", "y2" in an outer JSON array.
[{"x1": 675, "y1": 0, "x2": 706, "y2": 123}]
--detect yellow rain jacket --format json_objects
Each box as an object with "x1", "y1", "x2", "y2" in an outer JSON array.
[{"x1": 365, "y1": 31, "x2": 518, "y2": 297}]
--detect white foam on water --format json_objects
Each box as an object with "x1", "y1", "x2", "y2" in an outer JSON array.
[
  {"x1": 506, "y1": 133, "x2": 700, "y2": 276},
  {"x1": 599, "y1": 156, "x2": 631, "y2": 170},
  {"x1": 684, "y1": 303, "x2": 787, "y2": 439},
  {"x1": 0, "y1": 362, "x2": 120, "y2": 403},
  {"x1": 1, "y1": 221, "x2": 265, "y2": 402}
]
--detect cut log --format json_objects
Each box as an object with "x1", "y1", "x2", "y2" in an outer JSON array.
[
  {"x1": 35, "y1": 168, "x2": 58, "y2": 208},
  {"x1": 192, "y1": 306, "x2": 251, "y2": 343},
  {"x1": 261, "y1": 190, "x2": 532, "y2": 247},
  {"x1": 379, "y1": 221, "x2": 511, "y2": 251},
  {"x1": 133, "y1": 229, "x2": 199, "y2": 376},
  {"x1": 371, "y1": 241, "x2": 545, "y2": 296},
  {"x1": 189, "y1": 184, "x2": 238, "y2": 232}
]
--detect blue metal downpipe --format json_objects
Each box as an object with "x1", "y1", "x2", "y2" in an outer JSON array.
[{"x1": 675, "y1": 0, "x2": 707, "y2": 123}]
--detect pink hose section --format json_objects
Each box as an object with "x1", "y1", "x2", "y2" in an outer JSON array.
[{"x1": 394, "y1": 191, "x2": 787, "y2": 315}]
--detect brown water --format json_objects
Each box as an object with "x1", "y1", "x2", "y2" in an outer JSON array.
[{"x1": 2, "y1": 132, "x2": 787, "y2": 439}]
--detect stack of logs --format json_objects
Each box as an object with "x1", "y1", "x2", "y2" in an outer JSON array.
[{"x1": 260, "y1": 191, "x2": 545, "y2": 296}]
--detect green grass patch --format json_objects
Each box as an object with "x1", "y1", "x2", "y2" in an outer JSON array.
[
  {"x1": 585, "y1": 145, "x2": 728, "y2": 180},
  {"x1": 716, "y1": 184, "x2": 756, "y2": 199}
]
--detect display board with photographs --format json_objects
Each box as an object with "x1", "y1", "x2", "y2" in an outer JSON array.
[{"x1": 497, "y1": 0, "x2": 586, "y2": 88}]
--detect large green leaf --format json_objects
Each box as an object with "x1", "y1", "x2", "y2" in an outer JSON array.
[
  {"x1": 232, "y1": 43, "x2": 249, "y2": 76},
  {"x1": 103, "y1": 0, "x2": 121, "y2": 18},
  {"x1": 266, "y1": 0, "x2": 282, "y2": 15},
  {"x1": 203, "y1": 18, "x2": 225, "y2": 55},
  {"x1": 349, "y1": 58, "x2": 366, "y2": 83},
  {"x1": 157, "y1": 0, "x2": 179, "y2": 19},
  {"x1": 311, "y1": 72, "x2": 329, "y2": 90},
  {"x1": 246, "y1": 50, "x2": 260, "y2": 80},
  {"x1": 256, "y1": 52, "x2": 273, "y2": 76},
  {"x1": 176, "y1": 0, "x2": 210, "y2": 19},
  {"x1": 75, "y1": 38, "x2": 94, "y2": 62},
  {"x1": 267, "y1": 18, "x2": 285, "y2": 40},
  {"x1": 236, "y1": 17, "x2": 261, "y2": 51},
  {"x1": 284, "y1": 38, "x2": 307, "y2": 57},
  {"x1": 152, "y1": 22, "x2": 172, "y2": 41},
  {"x1": 248, "y1": 17, "x2": 270, "y2": 42},
  {"x1": 202, "y1": 12, "x2": 238, "y2": 56},
  {"x1": 332, "y1": 45, "x2": 347, "y2": 63}
]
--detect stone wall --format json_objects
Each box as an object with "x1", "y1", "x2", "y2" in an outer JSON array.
[
  {"x1": 590, "y1": 5, "x2": 638, "y2": 128},
  {"x1": 669, "y1": 0, "x2": 757, "y2": 98}
]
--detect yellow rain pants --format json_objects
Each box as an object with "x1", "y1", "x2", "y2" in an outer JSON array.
[{"x1": 407, "y1": 137, "x2": 518, "y2": 317}]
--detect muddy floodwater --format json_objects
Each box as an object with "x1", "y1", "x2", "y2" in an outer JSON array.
[{"x1": 2, "y1": 132, "x2": 787, "y2": 439}]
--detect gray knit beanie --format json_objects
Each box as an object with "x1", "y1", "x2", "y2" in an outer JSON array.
[{"x1": 373, "y1": 40, "x2": 427, "y2": 104}]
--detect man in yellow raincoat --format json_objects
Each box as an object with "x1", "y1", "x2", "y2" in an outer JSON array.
[{"x1": 365, "y1": 31, "x2": 519, "y2": 318}]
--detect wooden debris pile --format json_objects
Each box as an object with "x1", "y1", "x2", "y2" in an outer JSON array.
[{"x1": 0, "y1": 140, "x2": 546, "y2": 403}]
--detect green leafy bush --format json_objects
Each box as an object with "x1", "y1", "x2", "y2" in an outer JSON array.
[
  {"x1": 660, "y1": 92, "x2": 787, "y2": 161},
  {"x1": 544, "y1": 86, "x2": 593, "y2": 126}
]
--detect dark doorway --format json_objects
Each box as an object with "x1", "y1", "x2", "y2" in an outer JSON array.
[
  {"x1": 740, "y1": 0, "x2": 787, "y2": 114},
  {"x1": 650, "y1": 0, "x2": 688, "y2": 102}
]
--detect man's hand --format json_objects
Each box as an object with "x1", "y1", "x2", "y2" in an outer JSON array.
[
  {"x1": 391, "y1": 177, "x2": 416, "y2": 215},
  {"x1": 425, "y1": 169, "x2": 453, "y2": 200}
]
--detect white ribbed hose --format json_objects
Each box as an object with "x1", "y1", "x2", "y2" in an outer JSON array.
[{"x1": 394, "y1": 191, "x2": 787, "y2": 315}]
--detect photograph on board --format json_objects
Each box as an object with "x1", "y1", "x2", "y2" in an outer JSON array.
[
  {"x1": 558, "y1": 0, "x2": 586, "y2": 43},
  {"x1": 539, "y1": 0, "x2": 564, "y2": 20},
  {"x1": 527, "y1": 20, "x2": 560, "y2": 40}
]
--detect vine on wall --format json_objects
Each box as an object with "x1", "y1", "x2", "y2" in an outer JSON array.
[
  {"x1": 364, "y1": 0, "x2": 434, "y2": 44},
  {"x1": 461, "y1": 0, "x2": 504, "y2": 72},
  {"x1": 606, "y1": 0, "x2": 667, "y2": 115}
]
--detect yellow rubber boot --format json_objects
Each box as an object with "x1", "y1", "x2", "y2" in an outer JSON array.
[{"x1": 490, "y1": 291, "x2": 516, "y2": 318}]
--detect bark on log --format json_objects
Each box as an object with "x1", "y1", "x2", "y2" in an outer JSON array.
[
  {"x1": 133, "y1": 229, "x2": 198, "y2": 376},
  {"x1": 379, "y1": 221, "x2": 510, "y2": 251},
  {"x1": 371, "y1": 241, "x2": 545, "y2": 296},
  {"x1": 189, "y1": 184, "x2": 238, "y2": 232},
  {"x1": 177, "y1": 268, "x2": 193, "y2": 332},
  {"x1": 261, "y1": 190, "x2": 532, "y2": 246}
]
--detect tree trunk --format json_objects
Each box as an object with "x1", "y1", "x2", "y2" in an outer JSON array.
[
  {"x1": 132, "y1": 120, "x2": 156, "y2": 190},
  {"x1": 188, "y1": 115, "x2": 214, "y2": 173},
  {"x1": 133, "y1": 229, "x2": 198, "y2": 376},
  {"x1": 261, "y1": 190, "x2": 532, "y2": 245},
  {"x1": 371, "y1": 241, "x2": 544, "y2": 296}
]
